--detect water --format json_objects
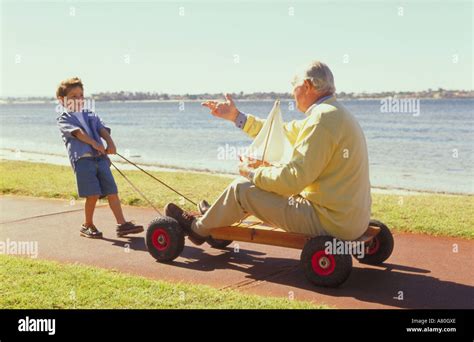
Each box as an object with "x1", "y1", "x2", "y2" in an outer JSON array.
[{"x1": 0, "y1": 99, "x2": 473, "y2": 194}]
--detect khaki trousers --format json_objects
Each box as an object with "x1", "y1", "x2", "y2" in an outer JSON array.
[{"x1": 192, "y1": 177, "x2": 327, "y2": 237}]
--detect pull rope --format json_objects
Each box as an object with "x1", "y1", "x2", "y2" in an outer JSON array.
[
  {"x1": 114, "y1": 153, "x2": 197, "y2": 207},
  {"x1": 110, "y1": 161, "x2": 163, "y2": 216}
]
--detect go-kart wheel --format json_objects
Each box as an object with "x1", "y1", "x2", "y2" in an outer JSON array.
[
  {"x1": 146, "y1": 216, "x2": 185, "y2": 262},
  {"x1": 357, "y1": 220, "x2": 394, "y2": 265},
  {"x1": 301, "y1": 236, "x2": 353, "y2": 288},
  {"x1": 207, "y1": 237, "x2": 233, "y2": 249}
]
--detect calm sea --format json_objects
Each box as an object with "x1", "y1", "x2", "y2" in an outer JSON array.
[{"x1": 0, "y1": 99, "x2": 473, "y2": 194}]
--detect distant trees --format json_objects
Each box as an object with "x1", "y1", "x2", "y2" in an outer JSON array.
[{"x1": 2, "y1": 89, "x2": 473, "y2": 104}]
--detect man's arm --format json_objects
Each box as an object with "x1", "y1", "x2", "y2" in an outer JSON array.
[
  {"x1": 237, "y1": 113, "x2": 265, "y2": 138},
  {"x1": 251, "y1": 122, "x2": 337, "y2": 196},
  {"x1": 202, "y1": 93, "x2": 301, "y2": 141},
  {"x1": 202, "y1": 94, "x2": 266, "y2": 138},
  {"x1": 237, "y1": 112, "x2": 304, "y2": 144}
]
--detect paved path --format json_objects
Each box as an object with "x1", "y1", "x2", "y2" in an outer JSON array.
[{"x1": 1, "y1": 195, "x2": 473, "y2": 309}]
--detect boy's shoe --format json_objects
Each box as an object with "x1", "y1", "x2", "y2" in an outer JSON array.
[
  {"x1": 80, "y1": 224, "x2": 103, "y2": 239},
  {"x1": 198, "y1": 200, "x2": 210, "y2": 215},
  {"x1": 164, "y1": 203, "x2": 206, "y2": 245},
  {"x1": 116, "y1": 221, "x2": 144, "y2": 237}
]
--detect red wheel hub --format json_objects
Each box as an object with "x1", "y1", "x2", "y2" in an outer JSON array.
[
  {"x1": 311, "y1": 251, "x2": 336, "y2": 276},
  {"x1": 152, "y1": 228, "x2": 170, "y2": 251},
  {"x1": 365, "y1": 237, "x2": 380, "y2": 255}
]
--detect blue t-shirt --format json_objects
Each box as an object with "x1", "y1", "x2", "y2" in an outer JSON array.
[{"x1": 57, "y1": 110, "x2": 110, "y2": 171}]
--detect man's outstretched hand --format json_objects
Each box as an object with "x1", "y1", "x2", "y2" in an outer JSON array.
[{"x1": 202, "y1": 93, "x2": 239, "y2": 122}]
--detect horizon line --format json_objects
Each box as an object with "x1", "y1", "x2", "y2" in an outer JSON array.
[{"x1": 2, "y1": 88, "x2": 473, "y2": 99}]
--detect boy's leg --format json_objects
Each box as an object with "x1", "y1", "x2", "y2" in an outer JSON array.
[
  {"x1": 107, "y1": 193, "x2": 126, "y2": 225},
  {"x1": 84, "y1": 195, "x2": 100, "y2": 226},
  {"x1": 75, "y1": 158, "x2": 102, "y2": 232},
  {"x1": 75, "y1": 158, "x2": 104, "y2": 238},
  {"x1": 107, "y1": 193, "x2": 143, "y2": 236},
  {"x1": 81, "y1": 194, "x2": 102, "y2": 238},
  {"x1": 95, "y1": 157, "x2": 122, "y2": 223},
  {"x1": 96, "y1": 157, "x2": 143, "y2": 236}
]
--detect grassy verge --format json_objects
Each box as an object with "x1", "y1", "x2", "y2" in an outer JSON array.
[
  {"x1": 0, "y1": 255, "x2": 323, "y2": 309},
  {"x1": 0, "y1": 160, "x2": 472, "y2": 239}
]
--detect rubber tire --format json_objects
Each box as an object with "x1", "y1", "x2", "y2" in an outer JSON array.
[
  {"x1": 301, "y1": 236, "x2": 353, "y2": 288},
  {"x1": 207, "y1": 237, "x2": 233, "y2": 249},
  {"x1": 357, "y1": 219, "x2": 394, "y2": 265},
  {"x1": 146, "y1": 216, "x2": 185, "y2": 262}
]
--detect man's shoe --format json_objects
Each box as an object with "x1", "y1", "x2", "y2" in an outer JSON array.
[
  {"x1": 198, "y1": 200, "x2": 210, "y2": 215},
  {"x1": 116, "y1": 221, "x2": 144, "y2": 237},
  {"x1": 164, "y1": 203, "x2": 206, "y2": 245},
  {"x1": 80, "y1": 224, "x2": 103, "y2": 239}
]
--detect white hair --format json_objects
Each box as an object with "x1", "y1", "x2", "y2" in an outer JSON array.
[{"x1": 294, "y1": 61, "x2": 336, "y2": 94}]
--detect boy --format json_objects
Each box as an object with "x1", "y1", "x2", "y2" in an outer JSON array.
[{"x1": 56, "y1": 77, "x2": 143, "y2": 238}]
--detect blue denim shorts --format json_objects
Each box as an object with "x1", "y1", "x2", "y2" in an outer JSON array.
[{"x1": 75, "y1": 156, "x2": 118, "y2": 198}]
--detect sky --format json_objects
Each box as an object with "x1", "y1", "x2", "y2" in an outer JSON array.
[{"x1": 0, "y1": 0, "x2": 472, "y2": 97}]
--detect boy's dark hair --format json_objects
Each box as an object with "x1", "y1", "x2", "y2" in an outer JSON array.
[{"x1": 56, "y1": 77, "x2": 83, "y2": 97}]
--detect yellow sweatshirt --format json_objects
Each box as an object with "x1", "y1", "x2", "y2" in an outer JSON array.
[{"x1": 243, "y1": 96, "x2": 372, "y2": 240}]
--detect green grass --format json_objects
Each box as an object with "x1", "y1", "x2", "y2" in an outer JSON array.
[
  {"x1": 0, "y1": 255, "x2": 323, "y2": 309},
  {"x1": 0, "y1": 160, "x2": 473, "y2": 239},
  {"x1": 371, "y1": 193, "x2": 473, "y2": 238},
  {"x1": 0, "y1": 160, "x2": 230, "y2": 211}
]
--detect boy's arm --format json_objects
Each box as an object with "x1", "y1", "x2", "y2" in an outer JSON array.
[
  {"x1": 57, "y1": 115, "x2": 105, "y2": 154},
  {"x1": 72, "y1": 129, "x2": 106, "y2": 154},
  {"x1": 99, "y1": 128, "x2": 116, "y2": 154}
]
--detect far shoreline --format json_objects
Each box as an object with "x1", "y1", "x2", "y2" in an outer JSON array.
[{"x1": 1, "y1": 97, "x2": 474, "y2": 105}]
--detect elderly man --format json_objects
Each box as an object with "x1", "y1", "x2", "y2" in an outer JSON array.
[{"x1": 165, "y1": 61, "x2": 372, "y2": 245}]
